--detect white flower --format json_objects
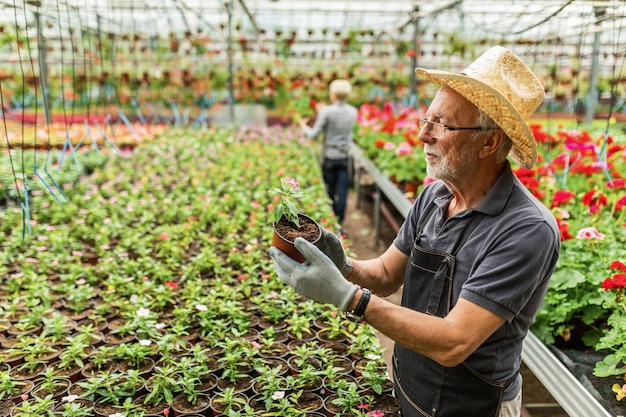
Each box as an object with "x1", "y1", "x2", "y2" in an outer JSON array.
[
  {"x1": 272, "y1": 391, "x2": 285, "y2": 400},
  {"x1": 139, "y1": 339, "x2": 152, "y2": 346},
  {"x1": 365, "y1": 353, "x2": 381, "y2": 361},
  {"x1": 136, "y1": 307, "x2": 151, "y2": 317},
  {"x1": 130, "y1": 294, "x2": 139, "y2": 303},
  {"x1": 61, "y1": 394, "x2": 79, "y2": 402},
  {"x1": 109, "y1": 413, "x2": 125, "y2": 417},
  {"x1": 155, "y1": 322, "x2": 167, "y2": 330},
  {"x1": 195, "y1": 304, "x2": 208, "y2": 312}
]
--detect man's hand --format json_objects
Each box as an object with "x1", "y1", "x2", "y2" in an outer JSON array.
[
  {"x1": 270, "y1": 238, "x2": 358, "y2": 311},
  {"x1": 315, "y1": 228, "x2": 353, "y2": 278}
]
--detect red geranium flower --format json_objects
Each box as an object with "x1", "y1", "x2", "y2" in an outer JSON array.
[
  {"x1": 609, "y1": 261, "x2": 626, "y2": 272},
  {"x1": 607, "y1": 179, "x2": 626, "y2": 189},
  {"x1": 557, "y1": 219, "x2": 573, "y2": 241},
  {"x1": 602, "y1": 273, "x2": 626, "y2": 290},
  {"x1": 551, "y1": 190, "x2": 576, "y2": 208}
]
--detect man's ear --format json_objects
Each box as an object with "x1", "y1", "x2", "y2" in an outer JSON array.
[{"x1": 479, "y1": 129, "x2": 504, "y2": 159}]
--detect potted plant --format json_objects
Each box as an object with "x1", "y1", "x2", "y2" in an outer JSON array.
[
  {"x1": 270, "y1": 176, "x2": 322, "y2": 263},
  {"x1": 0, "y1": 370, "x2": 34, "y2": 403}
]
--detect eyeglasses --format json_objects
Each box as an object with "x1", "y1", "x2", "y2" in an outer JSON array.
[{"x1": 419, "y1": 118, "x2": 486, "y2": 139}]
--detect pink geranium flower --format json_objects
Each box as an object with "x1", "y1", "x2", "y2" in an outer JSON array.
[{"x1": 576, "y1": 227, "x2": 605, "y2": 240}]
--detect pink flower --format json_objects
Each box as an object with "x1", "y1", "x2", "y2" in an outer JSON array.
[
  {"x1": 395, "y1": 141, "x2": 412, "y2": 156},
  {"x1": 383, "y1": 142, "x2": 395, "y2": 151},
  {"x1": 368, "y1": 411, "x2": 385, "y2": 417},
  {"x1": 284, "y1": 177, "x2": 300, "y2": 190},
  {"x1": 576, "y1": 227, "x2": 605, "y2": 240}
]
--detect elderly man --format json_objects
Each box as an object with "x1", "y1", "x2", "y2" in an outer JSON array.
[{"x1": 271, "y1": 46, "x2": 560, "y2": 417}]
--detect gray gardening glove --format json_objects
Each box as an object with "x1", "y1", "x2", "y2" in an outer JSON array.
[
  {"x1": 315, "y1": 227, "x2": 353, "y2": 278},
  {"x1": 270, "y1": 237, "x2": 359, "y2": 311}
]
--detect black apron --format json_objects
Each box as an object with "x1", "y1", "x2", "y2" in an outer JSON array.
[{"x1": 393, "y1": 204, "x2": 514, "y2": 417}]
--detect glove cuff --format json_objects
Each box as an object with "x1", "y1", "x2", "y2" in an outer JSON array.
[
  {"x1": 338, "y1": 283, "x2": 359, "y2": 312},
  {"x1": 340, "y1": 257, "x2": 354, "y2": 278}
]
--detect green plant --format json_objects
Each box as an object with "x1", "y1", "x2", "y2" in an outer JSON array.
[
  {"x1": 10, "y1": 395, "x2": 56, "y2": 417},
  {"x1": 112, "y1": 341, "x2": 155, "y2": 369},
  {"x1": 0, "y1": 370, "x2": 24, "y2": 400},
  {"x1": 358, "y1": 360, "x2": 391, "y2": 395},
  {"x1": 211, "y1": 387, "x2": 248, "y2": 414},
  {"x1": 593, "y1": 265, "x2": 626, "y2": 379},
  {"x1": 262, "y1": 389, "x2": 309, "y2": 416},
  {"x1": 144, "y1": 364, "x2": 179, "y2": 405},
  {"x1": 55, "y1": 400, "x2": 94, "y2": 417},
  {"x1": 77, "y1": 370, "x2": 144, "y2": 406},
  {"x1": 271, "y1": 176, "x2": 303, "y2": 226},
  {"x1": 218, "y1": 348, "x2": 253, "y2": 383},
  {"x1": 289, "y1": 363, "x2": 325, "y2": 391},
  {"x1": 35, "y1": 367, "x2": 65, "y2": 393},
  {"x1": 331, "y1": 382, "x2": 373, "y2": 414},
  {"x1": 120, "y1": 397, "x2": 147, "y2": 417},
  {"x1": 286, "y1": 313, "x2": 313, "y2": 339},
  {"x1": 7, "y1": 334, "x2": 58, "y2": 362},
  {"x1": 40, "y1": 312, "x2": 73, "y2": 343}
]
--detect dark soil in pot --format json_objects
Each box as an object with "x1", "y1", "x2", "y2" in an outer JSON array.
[{"x1": 273, "y1": 215, "x2": 320, "y2": 243}]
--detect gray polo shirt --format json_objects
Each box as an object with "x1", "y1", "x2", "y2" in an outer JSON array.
[
  {"x1": 393, "y1": 161, "x2": 560, "y2": 397},
  {"x1": 303, "y1": 101, "x2": 357, "y2": 160}
]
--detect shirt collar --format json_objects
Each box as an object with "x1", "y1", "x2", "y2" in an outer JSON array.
[{"x1": 430, "y1": 160, "x2": 515, "y2": 217}]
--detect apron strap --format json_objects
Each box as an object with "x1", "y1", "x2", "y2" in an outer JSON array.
[{"x1": 450, "y1": 211, "x2": 486, "y2": 256}]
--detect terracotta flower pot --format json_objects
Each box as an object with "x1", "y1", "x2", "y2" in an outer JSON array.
[{"x1": 271, "y1": 213, "x2": 322, "y2": 263}]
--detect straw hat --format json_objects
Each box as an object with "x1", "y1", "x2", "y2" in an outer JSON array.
[{"x1": 415, "y1": 46, "x2": 545, "y2": 168}]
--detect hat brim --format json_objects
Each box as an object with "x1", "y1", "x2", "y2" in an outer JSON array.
[{"x1": 416, "y1": 68, "x2": 537, "y2": 169}]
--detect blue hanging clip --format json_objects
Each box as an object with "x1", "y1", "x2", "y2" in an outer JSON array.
[
  {"x1": 169, "y1": 101, "x2": 181, "y2": 126},
  {"x1": 94, "y1": 120, "x2": 119, "y2": 154},
  {"x1": 118, "y1": 109, "x2": 141, "y2": 141},
  {"x1": 57, "y1": 131, "x2": 81, "y2": 173},
  {"x1": 21, "y1": 182, "x2": 32, "y2": 238},
  {"x1": 132, "y1": 99, "x2": 147, "y2": 125},
  {"x1": 34, "y1": 164, "x2": 66, "y2": 204}
]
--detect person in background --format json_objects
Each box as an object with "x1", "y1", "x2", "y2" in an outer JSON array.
[
  {"x1": 272, "y1": 46, "x2": 561, "y2": 417},
  {"x1": 299, "y1": 79, "x2": 357, "y2": 226}
]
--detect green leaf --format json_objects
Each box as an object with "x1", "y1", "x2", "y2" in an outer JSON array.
[
  {"x1": 593, "y1": 353, "x2": 626, "y2": 377},
  {"x1": 550, "y1": 269, "x2": 586, "y2": 289}
]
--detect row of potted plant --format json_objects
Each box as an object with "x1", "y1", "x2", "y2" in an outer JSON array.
[{"x1": 0, "y1": 125, "x2": 400, "y2": 416}]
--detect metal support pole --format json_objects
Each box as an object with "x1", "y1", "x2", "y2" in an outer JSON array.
[
  {"x1": 374, "y1": 186, "x2": 381, "y2": 245},
  {"x1": 409, "y1": 6, "x2": 419, "y2": 105},
  {"x1": 586, "y1": 7, "x2": 605, "y2": 124},
  {"x1": 35, "y1": 12, "x2": 50, "y2": 125},
  {"x1": 227, "y1": 0, "x2": 235, "y2": 124}
]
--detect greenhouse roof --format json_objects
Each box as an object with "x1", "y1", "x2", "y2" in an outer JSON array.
[
  {"x1": 2, "y1": 1, "x2": 625, "y2": 42},
  {"x1": 1, "y1": 0, "x2": 625, "y2": 76}
]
